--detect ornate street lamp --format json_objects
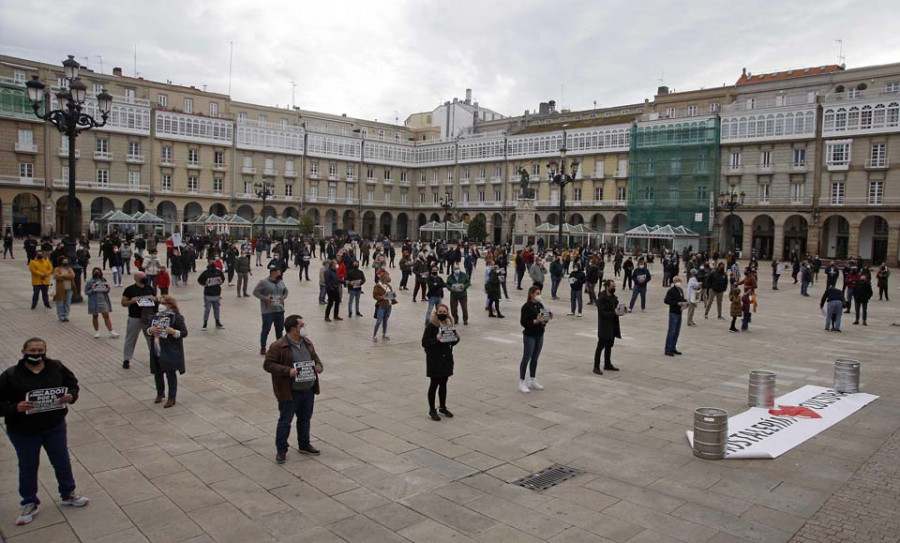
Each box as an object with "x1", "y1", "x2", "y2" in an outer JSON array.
[
  {"x1": 547, "y1": 141, "x2": 579, "y2": 250},
  {"x1": 718, "y1": 190, "x2": 746, "y2": 253},
  {"x1": 255, "y1": 181, "x2": 274, "y2": 240},
  {"x1": 440, "y1": 194, "x2": 454, "y2": 242},
  {"x1": 26, "y1": 55, "x2": 112, "y2": 303}
]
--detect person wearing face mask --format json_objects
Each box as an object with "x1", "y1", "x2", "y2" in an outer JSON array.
[
  {"x1": 324, "y1": 260, "x2": 344, "y2": 322},
  {"x1": 528, "y1": 258, "x2": 546, "y2": 291},
  {"x1": 84, "y1": 267, "x2": 119, "y2": 339},
  {"x1": 518, "y1": 286, "x2": 551, "y2": 393},
  {"x1": 424, "y1": 265, "x2": 446, "y2": 326},
  {"x1": 629, "y1": 258, "x2": 652, "y2": 312},
  {"x1": 0, "y1": 338, "x2": 89, "y2": 525},
  {"x1": 704, "y1": 262, "x2": 728, "y2": 319},
  {"x1": 422, "y1": 304, "x2": 460, "y2": 421},
  {"x1": 622, "y1": 256, "x2": 634, "y2": 290},
  {"x1": 28, "y1": 251, "x2": 53, "y2": 310},
  {"x1": 264, "y1": 315, "x2": 324, "y2": 463},
  {"x1": 567, "y1": 261, "x2": 586, "y2": 317},
  {"x1": 445, "y1": 265, "x2": 471, "y2": 326},
  {"x1": 594, "y1": 280, "x2": 622, "y2": 374},
  {"x1": 121, "y1": 272, "x2": 159, "y2": 369},
  {"x1": 346, "y1": 260, "x2": 366, "y2": 318},
  {"x1": 197, "y1": 258, "x2": 226, "y2": 331},
  {"x1": 664, "y1": 277, "x2": 688, "y2": 356},
  {"x1": 372, "y1": 272, "x2": 397, "y2": 341},
  {"x1": 52, "y1": 258, "x2": 76, "y2": 322},
  {"x1": 235, "y1": 249, "x2": 252, "y2": 297},
  {"x1": 486, "y1": 263, "x2": 505, "y2": 318},
  {"x1": 412, "y1": 253, "x2": 429, "y2": 302},
  {"x1": 253, "y1": 267, "x2": 290, "y2": 355},
  {"x1": 147, "y1": 295, "x2": 188, "y2": 407}
]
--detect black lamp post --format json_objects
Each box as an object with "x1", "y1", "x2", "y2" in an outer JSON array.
[
  {"x1": 718, "y1": 190, "x2": 746, "y2": 253},
  {"x1": 255, "y1": 181, "x2": 274, "y2": 240},
  {"x1": 440, "y1": 194, "x2": 454, "y2": 242},
  {"x1": 547, "y1": 146, "x2": 579, "y2": 250},
  {"x1": 26, "y1": 55, "x2": 113, "y2": 303}
]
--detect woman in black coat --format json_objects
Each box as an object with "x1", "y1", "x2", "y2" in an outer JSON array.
[
  {"x1": 486, "y1": 265, "x2": 504, "y2": 318},
  {"x1": 422, "y1": 303, "x2": 459, "y2": 421},
  {"x1": 147, "y1": 295, "x2": 188, "y2": 407},
  {"x1": 594, "y1": 279, "x2": 622, "y2": 375}
]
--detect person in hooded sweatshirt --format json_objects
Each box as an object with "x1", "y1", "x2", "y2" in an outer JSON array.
[
  {"x1": 197, "y1": 257, "x2": 226, "y2": 331},
  {"x1": 422, "y1": 304, "x2": 460, "y2": 421}
]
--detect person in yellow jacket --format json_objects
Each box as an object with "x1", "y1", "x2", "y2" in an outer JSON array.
[
  {"x1": 28, "y1": 250, "x2": 53, "y2": 309},
  {"x1": 53, "y1": 257, "x2": 76, "y2": 322}
]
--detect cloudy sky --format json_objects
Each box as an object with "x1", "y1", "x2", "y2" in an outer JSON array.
[{"x1": 2, "y1": 0, "x2": 899, "y2": 124}]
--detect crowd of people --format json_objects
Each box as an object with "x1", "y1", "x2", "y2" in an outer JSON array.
[{"x1": 2, "y1": 225, "x2": 896, "y2": 526}]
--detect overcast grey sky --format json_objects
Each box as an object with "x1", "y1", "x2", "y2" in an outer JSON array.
[{"x1": 2, "y1": 0, "x2": 899, "y2": 124}]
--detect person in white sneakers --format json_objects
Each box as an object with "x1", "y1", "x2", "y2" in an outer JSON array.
[
  {"x1": 518, "y1": 286, "x2": 552, "y2": 393},
  {"x1": 84, "y1": 267, "x2": 119, "y2": 339},
  {"x1": 0, "y1": 338, "x2": 89, "y2": 526},
  {"x1": 567, "y1": 261, "x2": 586, "y2": 317}
]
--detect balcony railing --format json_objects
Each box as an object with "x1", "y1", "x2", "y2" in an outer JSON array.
[
  {"x1": 212, "y1": 162, "x2": 227, "y2": 171},
  {"x1": 819, "y1": 196, "x2": 900, "y2": 206},
  {"x1": 93, "y1": 151, "x2": 114, "y2": 161},
  {"x1": 52, "y1": 179, "x2": 150, "y2": 192},
  {"x1": 592, "y1": 171, "x2": 604, "y2": 179},
  {"x1": 865, "y1": 159, "x2": 889, "y2": 170},
  {"x1": 429, "y1": 180, "x2": 439, "y2": 186},
  {"x1": 491, "y1": 176, "x2": 503, "y2": 184},
  {"x1": 399, "y1": 180, "x2": 410, "y2": 187},
  {"x1": 263, "y1": 168, "x2": 278, "y2": 176},
  {"x1": 309, "y1": 172, "x2": 320, "y2": 179},
  {"x1": 613, "y1": 170, "x2": 627, "y2": 179},
  {"x1": 160, "y1": 157, "x2": 175, "y2": 167},
  {"x1": 475, "y1": 177, "x2": 486, "y2": 185},
  {"x1": 417, "y1": 180, "x2": 426, "y2": 187},
  {"x1": 327, "y1": 174, "x2": 339, "y2": 181},
  {"x1": 186, "y1": 161, "x2": 202, "y2": 170},
  {"x1": 383, "y1": 178, "x2": 394, "y2": 186},
  {"x1": 14, "y1": 142, "x2": 38, "y2": 154},
  {"x1": 460, "y1": 179, "x2": 470, "y2": 185},
  {"x1": 241, "y1": 166, "x2": 256, "y2": 174},
  {"x1": 58, "y1": 148, "x2": 80, "y2": 158},
  {"x1": 444, "y1": 178, "x2": 454, "y2": 185},
  {"x1": 366, "y1": 177, "x2": 377, "y2": 185},
  {"x1": 346, "y1": 175, "x2": 356, "y2": 183},
  {"x1": 284, "y1": 169, "x2": 297, "y2": 178},
  {"x1": 825, "y1": 162, "x2": 849, "y2": 172},
  {"x1": 125, "y1": 154, "x2": 145, "y2": 164},
  {"x1": 0, "y1": 175, "x2": 44, "y2": 186}
]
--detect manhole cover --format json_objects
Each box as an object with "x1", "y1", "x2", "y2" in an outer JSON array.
[{"x1": 510, "y1": 464, "x2": 584, "y2": 492}]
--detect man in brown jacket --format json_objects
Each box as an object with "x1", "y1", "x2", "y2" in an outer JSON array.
[{"x1": 263, "y1": 314, "x2": 323, "y2": 463}]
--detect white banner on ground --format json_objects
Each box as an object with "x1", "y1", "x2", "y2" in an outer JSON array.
[{"x1": 687, "y1": 385, "x2": 879, "y2": 459}]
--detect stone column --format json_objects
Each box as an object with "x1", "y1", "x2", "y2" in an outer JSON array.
[
  {"x1": 2, "y1": 202, "x2": 13, "y2": 232},
  {"x1": 886, "y1": 225, "x2": 899, "y2": 267},
  {"x1": 742, "y1": 219, "x2": 753, "y2": 258},
  {"x1": 848, "y1": 221, "x2": 861, "y2": 259},
  {"x1": 773, "y1": 223, "x2": 785, "y2": 261},
  {"x1": 807, "y1": 223, "x2": 821, "y2": 258}
]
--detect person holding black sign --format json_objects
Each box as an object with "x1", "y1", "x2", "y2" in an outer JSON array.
[
  {"x1": 263, "y1": 315, "x2": 324, "y2": 464},
  {"x1": 445, "y1": 264, "x2": 471, "y2": 326},
  {"x1": 594, "y1": 280, "x2": 622, "y2": 374},
  {"x1": 84, "y1": 267, "x2": 119, "y2": 339},
  {"x1": 519, "y1": 286, "x2": 551, "y2": 393},
  {"x1": 372, "y1": 273, "x2": 397, "y2": 342},
  {"x1": 147, "y1": 295, "x2": 188, "y2": 408},
  {"x1": 346, "y1": 260, "x2": 366, "y2": 318},
  {"x1": 121, "y1": 272, "x2": 158, "y2": 369},
  {"x1": 198, "y1": 258, "x2": 226, "y2": 331},
  {"x1": 422, "y1": 304, "x2": 460, "y2": 421},
  {"x1": 0, "y1": 338, "x2": 89, "y2": 525}
]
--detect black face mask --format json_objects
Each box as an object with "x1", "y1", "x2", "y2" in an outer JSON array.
[
  {"x1": 437, "y1": 314, "x2": 448, "y2": 321},
  {"x1": 431, "y1": 271, "x2": 438, "y2": 276},
  {"x1": 25, "y1": 354, "x2": 46, "y2": 365},
  {"x1": 93, "y1": 273, "x2": 102, "y2": 279},
  {"x1": 609, "y1": 288, "x2": 616, "y2": 294}
]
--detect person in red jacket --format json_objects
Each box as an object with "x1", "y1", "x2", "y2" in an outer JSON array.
[{"x1": 156, "y1": 267, "x2": 171, "y2": 295}]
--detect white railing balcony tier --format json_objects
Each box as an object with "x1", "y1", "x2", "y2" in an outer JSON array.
[
  {"x1": 212, "y1": 163, "x2": 227, "y2": 171},
  {"x1": 345, "y1": 175, "x2": 356, "y2": 183},
  {"x1": 592, "y1": 171, "x2": 604, "y2": 179},
  {"x1": 236, "y1": 123, "x2": 304, "y2": 154},
  {"x1": 125, "y1": 154, "x2": 145, "y2": 164},
  {"x1": 819, "y1": 196, "x2": 900, "y2": 206},
  {"x1": 475, "y1": 177, "x2": 486, "y2": 185},
  {"x1": 865, "y1": 160, "x2": 890, "y2": 170},
  {"x1": 52, "y1": 179, "x2": 150, "y2": 192},
  {"x1": 283, "y1": 170, "x2": 297, "y2": 178},
  {"x1": 155, "y1": 110, "x2": 234, "y2": 145},
  {"x1": 742, "y1": 196, "x2": 813, "y2": 206},
  {"x1": 93, "y1": 151, "x2": 114, "y2": 161},
  {"x1": 14, "y1": 142, "x2": 38, "y2": 154},
  {"x1": 417, "y1": 180, "x2": 426, "y2": 187},
  {"x1": 53, "y1": 96, "x2": 152, "y2": 135},
  {"x1": 58, "y1": 148, "x2": 80, "y2": 158},
  {"x1": 429, "y1": 180, "x2": 439, "y2": 186},
  {"x1": 826, "y1": 162, "x2": 850, "y2": 172},
  {"x1": 263, "y1": 168, "x2": 278, "y2": 176},
  {"x1": 309, "y1": 172, "x2": 320, "y2": 179},
  {"x1": 306, "y1": 196, "x2": 318, "y2": 203},
  {"x1": 824, "y1": 88, "x2": 900, "y2": 103},
  {"x1": 460, "y1": 179, "x2": 470, "y2": 186},
  {"x1": 491, "y1": 176, "x2": 503, "y2": 184},
  {"x1": 186, "y1": 161, "x2": 202, "y2": 170},
  {"x1": 613, "y1": 170, "x2": 627, "y2": 179},
  {"x1": 720, "y1": 106, "x2": 817, "y2": 143},
  {"x1": 723, "y1": 94, "x2": 814, "y2": 113},
  {"x1": 160, "y1": 158, "x2": 175, "y2": 167},
  {"x1": 443, "y1": 179, "x2": 454, "y2": 185},
  {"x1": 383, "y1": 179, "x2": 394, "y2": 186},
  {"x1": 0, "y1": 175, "x2": 44, "y2": 186},
  {"x1": 822, "y1": 97, "x2": 900, "y2": 137},
  {"x1": 366, "y1": 177, "x2": 377, "y2": 185},
  {"x1": 241, "y1": 166, "x2": 256, "y2": 174},
  {"x1": 327, "y1": 174, "x2": 339, "y2": 181},
  {"x1": 400, "y1": 180, "x2": 410, "y2": 187}
]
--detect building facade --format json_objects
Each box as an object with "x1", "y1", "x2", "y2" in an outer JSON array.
[{"x1": 1, "y1": 53, "x2": 898, "y2": 264}]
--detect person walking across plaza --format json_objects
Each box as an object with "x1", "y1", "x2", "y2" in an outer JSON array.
[
  {"x1": 84, "y1": 267, "x2": 119, "y2": 339},
  {"x1": 664, "y1": 276, "x2": 687, "y2": 356},
  {"x1": 821, "y1": 283, "x2": 845, "y2": 332},
  {"x1": 147, "y1": 295, "x2": 188, "y2": 408},
  {"x1": 264, "y1": 314, "x2": 324, "y2": 463},
  {"x1": 519, "y1": 286, "x2": 551, "y2": 393},
  {"x1": 629, "y1": 258, "x2": 651, "y2": 312},
  {"x1": 422, "y1": 304, "x2": 460, "y2": 421},
  {"x1": 445, "y1": 264, "x2": 471, "y2": 325},
  {"x1": 594, "y1": 280, "x2": 622, "y2": 375},
  {"x1": 771, "y1": 259, "x2": 782, "y2": 290},
  {"x1": 3, "y1": 230, "x2": 13, "y2": 259},
  {"x1": 52, "y1": 257, "x2": 76, "y2": 322},
  {"x1": 372, "y1": 272, "x2": 396, "y2": 341},
  {"x1": 254, "y1": 267, "x2": 289, "y2": 355},
  {"x1": 1, "y1": 338, "x2": 90, "y2": 526},
  {"x1": 197, "y1": 258, "x2": 226, "y2": 331},
  {"x1": 29, "y1": 250, "x2": 53, "y2": 309},
  {"x1": 412, "y1": 252, "x2": 429, "y2": 302},
  {"x1": 686, "y1": 269, "x2": 701, "y2": 326},
  {"x1": 121, "y1": 272, "x2": 158, "y2": 369},
  {"x1": 853, "y1": 272, "x2": 873, "y2": 326}
]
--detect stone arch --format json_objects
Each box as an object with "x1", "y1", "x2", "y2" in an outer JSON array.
[
  {"x1": 12, "y1": 193, "x2": 42, "y2": 237},
  {"x1": 156, "y1": 200, "x2": 178, "y2": 223},
  {"x1": 396, "y1": 212, "x2": 409, "y2": 240},
  {"x1": 591, "y1": 213, "x2": 606, "y2": 233},
  {"x1": 569, "y1": 213, "x2": 584, "y2": 225},
  {"x1": 236, "y1": 205, "x2": 255, "y2": 221},
  {"x1": 822, "y1": 215, "x2": 849, "y2": 259},
  {"x1": 343, "y1": 209, "x2": 356, "y2": 232},
  {"x1": 783, "y1": 215, "x2": 808, "y2": 260},
  {"x1": 261, "y1": 205, "x2": 277, "y2": 221},
  {"x1": 721, "y1": 214, "x2": 744, "y2": 254},
  {"x1": 283, "y1": 206, "x2": 299, "y2": 219},
  {"x1": 429, "y1": 213, "x2": 440, "y2": 222},
  {"x1": 611, "y1": 213, "x2": 627, "y2": 233},
  {"x1": 55, "y1": 196, "x2": 82, "y2": 238},
  {"x1": 324, "y1": 209, "x2": 338, "y2": 237},
  {"x1": 183, "y1": 202, "x2": 203, "y2": 222},
  {"x1": 859, "y1": 215, "x2": 888, "y2": 264},
  {"x1": 546, "y1": 213, "x2": 558, "y2": 226},
  {"x1": 209, "y1": 203, "x2": 228, "y2": 217},
  {"x1": 418, "y1": 213, "x2": 428, "y2": 228},
  {"x1": 379, "y1": 211, "x2": 393, "y2": 237},
  {"x1": 306, "y1": 208, "x2": 319, "y2": 224},
  {"x1": 751, "y1": 214, "x2": 775, "y2": 259},
  {"x1": 363, "y1": 211, "x2": 377, "y2": 239},
  {"x1": 90, "y1": 197, "x2": 115, "y2": 220},
  {"x1": 123, "y1": 198, "x2": 145, "y2": 215}
]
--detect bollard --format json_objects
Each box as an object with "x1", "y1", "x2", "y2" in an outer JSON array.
[
  {"x1": 748, "y1": 370, "x2": 776, "y2": 408},
  {"x1": 693, "y1": 407, "x2": 728, "y2": 460},
  {"x1": 834, "y1": 359, "x2": 860, "y2": 393}
]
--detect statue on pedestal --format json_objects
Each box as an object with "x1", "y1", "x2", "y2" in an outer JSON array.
[{"x1": 517, "y1": 167, "x2": 535, "y2": 200}]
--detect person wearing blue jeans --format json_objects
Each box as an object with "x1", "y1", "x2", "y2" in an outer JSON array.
[
  {"x1": 820, "y1": 285, "x2": 844, "y2": 332},
  {"x1": 424, "y1": 266, "x2": 445, "y2": 326},
  {"x1": 372, "y1": 271, "x2": 394, "y2": 341},
  {"x1": 2, "y1": 338, "x2": 90, "y2": 526},
  {"x1": 519, "y1": 287, "x2": 550, "y2": 393},
  {"x1": 629, "y1": 260, "x2": 651, "y2": 312},
  {"x1": 345, "y1": 261, "x2": 366, "y2": 318},
  {"x1": 253, "y1": 268, "x2": 289, "y2": 355},
  {"x1": 567, "y1": 264, "x2": 586, "y2": 317},
  {"x1": 664, "y1": 278, "x2": 686, "y2": 356}
]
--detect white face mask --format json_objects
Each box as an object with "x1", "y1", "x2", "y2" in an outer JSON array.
[
  {"x1": 157, "y1": 304, "x2": 168, "y2": 313},
  {"x1": 533, "y1": 295, "x2": 543, "y2": 303},
  {"x1": 298, "y1": 326, "x2": 309, "y2": 338}
]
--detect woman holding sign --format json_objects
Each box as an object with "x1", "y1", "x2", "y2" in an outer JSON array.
[
  {"x1": 0, "y1": 338, "x2": 89, "y2": 525},
  {"x1": 372, "y1": 273, "x2": 396, "y2": 342},
  {"x1": 147, "y1": 295, "x2": 188, "y2": 408},
  {"x1": 422, "y1": 304, "x2": 459, "y2": 421},
  {"x1": 84, "y1": 267, "x2": 119, "y2": 339}
]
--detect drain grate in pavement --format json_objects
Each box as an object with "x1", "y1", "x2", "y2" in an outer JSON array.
[{"x1": 510, "y1": 464, "x2": 585, "y2": 492}]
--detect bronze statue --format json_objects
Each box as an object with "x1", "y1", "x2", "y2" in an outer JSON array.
[{"x1": 517, "y1": 167, "x2": 535, "y2": 199}]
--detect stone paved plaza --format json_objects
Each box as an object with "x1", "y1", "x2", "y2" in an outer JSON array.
[{"x1": 1, "y1": 256, "x2": 898, "y2": 543}]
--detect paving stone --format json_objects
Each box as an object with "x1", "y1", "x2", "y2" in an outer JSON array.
[
  {"x1": 432, "y1": 481, "x2": 488, "y2": 505},
  {"x1": 399, "y1": 518, "x2": 479, "y2": 543},
  {"x1": 602, "y1": 500, "x2": 718, "y2": 543},
  {"x1": 188, "y1": 502, "x2": 278, "y2": 543},
  {"x1": 546, "y1": 485, "x2": 620, "y2": 512},
  {"x1": 333, "y1": 486, "x2": 391, "y2": 512},
  {"x1": 92, "y1": 527, "x2": 152, "y2": 543},
  {"x1": 673, "y1": 502, "x2": 792, "y2": 543},
  {"x1": 548, "y1": 527, "x2": 616, "y2": 543},
  {"x1": 280, "y1": 457, "x2": 359, "y2": 495},
  {"x1": 328, "y1": 513, "x2": 414, "y2": 543},
  {"x1": 58, "y1": 489, "x2": 135, "y2": 541},
  {"x1": 69, "y1": 441, "x2": 131, "y2": 473},
  {"x1": 466, "y1": 494, "x2": 570, "y2": 540},
  {"x1": 122, "y1": 445, "x2": 186, "y2": 479},
  {"x1": 648, "y1": 477, "x2": 753, "y2": 516},
  {"x1": 226, "y1": 452, "x2": 297, "y2": 489},
  {"x1": 121, "y1": 495, "x2": 204, "y2": 543},
  {"x1": 270, "y1": 481, "x2": 356, "y2": 524},
  {"x1": 401, "y1": 447, "x2": 480, "y2": 479},
  {"x1": 210, "y1": 474, "x2": 290, "y2": 518},
  {"x1": 253, "y1": 509, "x2": 320, "y2": 542},
  {"x1": 94, "y1": 466, "x2": 162, "y2": 506},
  {"x1": 4, "y1": 523, "x2": 80, "y2": 543},
  {"x1": 400, "y1": 492, "x2": 497, "y2": 536},
  {"x1": 364, "y1": 503, "x2": 428, "y2": 532},
  {"x1": 151, "y1": 471, "x2": 226, "y2": 512}
]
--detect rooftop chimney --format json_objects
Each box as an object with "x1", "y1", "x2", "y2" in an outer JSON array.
[
  {"x1": 112, "y1": 67, "x2": 122, "y2": 76},
  {"x1": 465, "y1": 88, "x2": 472, "y2": 105},
  {"x1": 549, "y1": 100, "x2": 556, "y2": 113},
  {"x1": 657, "y1": 85, "x2": 669, "y2": 95}
]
